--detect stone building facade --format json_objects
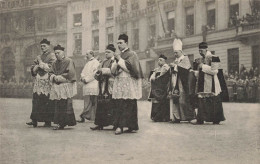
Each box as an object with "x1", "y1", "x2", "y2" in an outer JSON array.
[{"x1": 0, "y1": 0, "x2": 67, "y2": 81}]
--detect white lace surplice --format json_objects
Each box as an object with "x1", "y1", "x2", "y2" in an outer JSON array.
[
  {"x1": 49, "y1": 82, "x2": 77, "y2": 100},
  {"x1": 33, "y1": 74, "x2": 52, "y2": 96},
  {"x1": 112, "y1": 58, "x2": 142, "y2": 99}
]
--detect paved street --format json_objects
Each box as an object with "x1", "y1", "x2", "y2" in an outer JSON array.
[{"x1": 0, "y1": 98, "x2": 259, "y2": 164}]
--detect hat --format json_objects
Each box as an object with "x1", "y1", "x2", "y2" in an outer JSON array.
[
  {"x1": 172, "y1": 38, "x2": 182, "y2": 51},
  {"x1": 199, "y1": 42, "x2": 208, "y2": 49},
  {"x1": 159, "y1": 54, "x2": 167, "y2": 60},
  {"x1": 40, "y1": 38, "x2": 50, "y2": 45},
  {"x1": 54, "y1": 45, "x2": 65, "y2": 51},
  {"x1": 118, "y1": 34, "x2": 128, "y2": 43},
  {"x1": 106, "y1": 44, "x2": 116, "y2": 52}
]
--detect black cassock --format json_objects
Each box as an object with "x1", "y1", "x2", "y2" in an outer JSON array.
[{"x1": 149, "y1": 70, "x2": 171, "y2": 122}]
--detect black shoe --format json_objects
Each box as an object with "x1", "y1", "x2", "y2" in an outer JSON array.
[
  {"x1": 43, "y1": 122, "x2": 51, "y2": 127},
  {"x1": 124, "y1": 128, "x2": 133, "y2": 133},
  {"x1": 213, "y1": 121, "x2": 220, "y2": 125},
  {"x1": 90, "y1": 125, "x2": 103, "y2": 130},
  {"x1": 172, "y1": 120, "x2": 181, "y2": 123},
  {"x1": 76, "y1": 118, "x2": 85, "y2": 123},
  {"x1": 26, "y1": 121, "x2": 37, "y2": 127}
]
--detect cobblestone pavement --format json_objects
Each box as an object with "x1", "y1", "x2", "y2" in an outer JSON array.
[{"x1": 0, "y1": 98, "x2": 259, "y2": 164}]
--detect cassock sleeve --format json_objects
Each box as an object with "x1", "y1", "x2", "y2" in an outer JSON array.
[{"x1": 118, "y1": 58, "x2": 130, "y2": 73}]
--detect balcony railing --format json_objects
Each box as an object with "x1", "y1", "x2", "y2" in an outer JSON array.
[{"x1": 241, "y1": 22, "x2": 260, "y2": 31}]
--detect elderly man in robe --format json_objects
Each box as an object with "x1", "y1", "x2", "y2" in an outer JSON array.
[
  {"x1": 169, "y1": 39, "x2": 195, "y2": 123},
  {"x1": 49, "y1": 45, "x2": 77, "y2": 130},
  {"x1": 90, "y1": 44, "x2": 116, "y2": 130},
  {"x1": 26, "y1": 39, "x2": 56, "y2": 127},
  {"x1": 192, "y1": 42, "x2": 226, "y2": 125},
  {"x1": 149, "y1": 54, "x2": 171, "y2": 122}
]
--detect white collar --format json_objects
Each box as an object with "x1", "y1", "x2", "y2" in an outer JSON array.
[{"x1": 121, "y1": 48, "x2": 129, "y2": 53}]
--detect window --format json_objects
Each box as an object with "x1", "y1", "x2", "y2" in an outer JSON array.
[
  {"x1": 148, "y1": 17, "x2": 156, "y2": 47},
  {"x1": 106, "y1": 27, "x2": 114, "y2": 45},
  {"x1": 74, "y1": 13, "x2": 82, "y2": 27},
  {"x1": 37, "y1": 14, "x2": 44, "y2": 31},
  {"x1": 92, "y1": 10, "x2": 99, "y2": 24},
  {"x1": 92, "y1": 30, "x2": 99, "y2": 51},
  {"x1": 131, "y1": 0, "x2": 139, "y2": 10},
  {"x1": 1, "y1": 15, "x2": 12, "y2": 33},
  {"x1": 147, "y1": 0, "x2": 156, "y2": 7},
  {"x1": 46, "y1": 9, "x2": 56, "y2": 29},
  {"x1": 25, "y1": 16, "x2": 34, "y2": 32},
  {"x1": 185, "y1": 7, "x2": 194, "y2": 36},
  {"x1": 227, "y1": 48, "x2": 239, "y2": 74},
  {"x1": 132, "y1": 21, "x2": 139, "y2": 50},
  {"x1": 120, "y1": 23, "x2": 127, "y2": 34},
  {"x1": 207, "y1": 9, "x2": 215, "y2": 31},
  {"x1": 167, "y1": 11, "x2": 175, "y2": 35},
  {"x1": 120, "y1": 0, "x2": 127, "y2": 13},
  {"x1": 229, "y1": 4, "x2": 239, "y2": 27},
  {"x1": 252, "y1": 45, "x2": 260, "y2": 72},
  {"x1": 74, "y1": 33, "x2": 82, "y2": 55},
  {"x1": 106, "y1": 7, "x2": 114, "y2": 20}
]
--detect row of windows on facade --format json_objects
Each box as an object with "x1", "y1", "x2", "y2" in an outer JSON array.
[
  {"x1": 0, "y1": 10, "x2": 57, "y2": 33},
  {"x1": 119, "y1": 3, "x2": 241, "y2": 38},
  {"x1": 72, "y1": 29, "x2": 141, "y2": 55},
  {"x1": 120, "y1": 0, "x2": 156, "y2": 13},
  {"x1": 73, "y1": 7, "x2": 114, "y2": 27}
]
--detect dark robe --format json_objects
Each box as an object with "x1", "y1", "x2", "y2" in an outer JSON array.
[
  {"x1": 112, "y1": 49, "x2": 143, "y2": 130},
  {"x1": 149, "y1": 70, "x2": 171, "y2": 122},
  {"x1": 50, "y1": 57, "x2": 77, "y2": 127},
  {"x1": 30, "y1": 51, "x2": 56, "y2": 122},
  {"x1": 195, "y1": 56, "x2": 225, "y2": 123},
  {"x1": 94, "y1": 58, "x2": 115, "y2": 127},
  {"x1": 170, "y1": 56, "x2": 195, "y2": 121}
]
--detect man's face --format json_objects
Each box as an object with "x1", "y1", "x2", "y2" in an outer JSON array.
[
  {"x1": 54, "y1": 50, "x2": 64, "y2": 61},
  {"x1": 41, "y1": 43, "x2": 49, "y2": 53},
  {"x1": 105, "y1": 49, "x2": 114, "y2": 59},
  {"x1": 199, "y1": 49, "x2": 207, "y2": 58},
  {"x1": 86, "y1": 52, "x2": 93, "y2": 60},
  {"x1": 158, "y1": 58, "x2": 166, "y2": 67},
  {"x1": 117, "y1": 39, "x2": 127, "y2": 51},
  {"x1": 174, "y1": 50, "x2": 182, "y2": 58}
]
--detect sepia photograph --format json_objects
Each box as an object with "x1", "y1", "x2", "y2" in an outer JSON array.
[{"x1": 0, "y1": 0, "x2": 259, "y2": 163}]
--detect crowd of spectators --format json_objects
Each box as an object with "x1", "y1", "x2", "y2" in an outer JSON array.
[
  {"x1": 225, "y1": 65, "x2": 260, "y2": 103},
  {"x1": 229, "y1": 11, "x2": 260, "y2": 28}
]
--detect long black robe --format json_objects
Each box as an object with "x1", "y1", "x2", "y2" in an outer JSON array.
[
  {"x1": 94, "y1": 59, "x2": 115, "y2": 127},
  {"x1": 149, "y1": 70, "x2": 171, "y2": 122},
  {"x1": 50, "y1": 57, "x2": 77, "y2": 127},
  {"x1": 30, "y1": 51, "x2": 56, "y2": 122},
  {"x1": 112, "y1": 49, "x2": 143, "y2": 130},
  {"x1": 195, "y1": 56, "x2": 225, "y2": 123}
]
